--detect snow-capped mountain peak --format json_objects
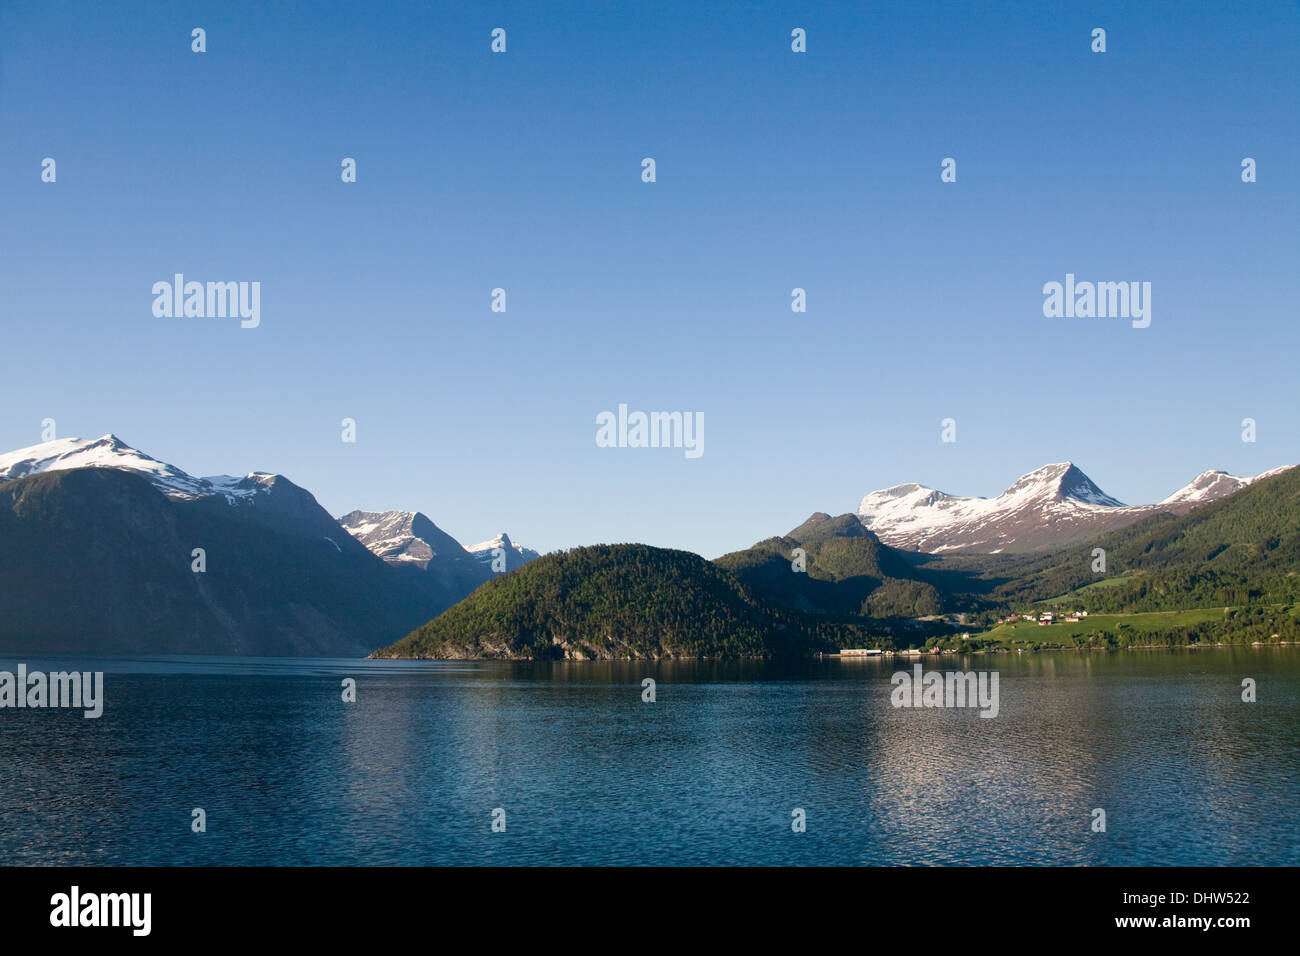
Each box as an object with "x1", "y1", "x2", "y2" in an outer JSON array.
[
  {"x1": 857, "y1": 460, "x2": 1295, "y2": 554},
  {"x1": 469, "y1": 531, "x2": 514, "y2": 552},
  {"x1": 857, "y1": 463, "x2": 1139, "y2": 554},
  {"x1": 1159, "y1": 466, "x2": 1294, "y2": 507},
  {"x1": 1159, "y1": 469, "x2": 1247, "y2": 506},
  {"x1": 1000, "y1": 462, "x2": 1126, "y2": 507},
  {"x1": 0, "y1": 434, "x2": 269, "y2": 502},
  {"x1": 467, "y1": 532, "x2": 540, "y2": 572},
  {"x1": 338, "y1": 509, "x2": 475, "y2": 569}
]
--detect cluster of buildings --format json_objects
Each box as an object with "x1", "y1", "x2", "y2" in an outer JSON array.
[{"x1": 997, "y1": 611, "x2": 1089, "y2": 626}]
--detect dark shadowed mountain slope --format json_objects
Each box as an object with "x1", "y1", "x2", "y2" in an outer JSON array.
[{"x1": 0, "y1": 468, "x2": 437, "y2": 656}]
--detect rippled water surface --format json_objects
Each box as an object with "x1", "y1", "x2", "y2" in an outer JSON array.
[{"x1": 1, "y1": 649, "x2": 1296, "y2": 865}]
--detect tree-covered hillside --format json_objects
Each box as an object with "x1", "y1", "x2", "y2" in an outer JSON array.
[
  {"x1": 714, "y1": 512, "x2": 945, "y2": 618},
  {"x1": 376, "y1": 516, "x2": 966, "y2": 660},
  {"x1": 374, "y1": 544, "x2": 812, "y2": 660}
]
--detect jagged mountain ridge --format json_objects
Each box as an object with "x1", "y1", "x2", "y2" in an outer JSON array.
[
  {"x1": 337, "y1": 511, "x2": 538, "y2": 580},
  {"x1": 857, "y1": 461, "x2": 1292, "y2": 554},
  {"x1": 0, "y1": 434, "x2": 275, "y2": 503},
  {"x1": 0, "y1": 434, "x2": 536, "y2": 579},
  {"x1": 0, "y1": 436, "x2": 524, "y2": 654}
]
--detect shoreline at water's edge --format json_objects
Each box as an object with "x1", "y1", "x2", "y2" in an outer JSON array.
[{"x1": 368, "y1": 642, "x2": 1300, "y2": 661}]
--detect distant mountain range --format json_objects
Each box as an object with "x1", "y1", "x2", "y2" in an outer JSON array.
[
  {"x1": 378, "y1": 465, "x2": 1300, "y2": 659},
  {"x1": 0, "y1": 434, "x2": 277, "y2": 502},
  {"x1": 1, "y1": 434, "x2": 1294, "y2": 657},
  {"x1": 856, "y1": 462, "x2": 1292, "y2": 554},
  {"x1": 0, "y1": 435, "x2": 538, "y2": 569},
  {"x1": 0, "y1": 435, "x2": 537, "y2": 655}
]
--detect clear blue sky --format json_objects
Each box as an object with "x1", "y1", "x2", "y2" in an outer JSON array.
[{"x1": 1, "y1": 0, "x2": 1296, "y2": 558}]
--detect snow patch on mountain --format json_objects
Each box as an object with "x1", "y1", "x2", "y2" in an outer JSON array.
[{"x1": 0, "y1": 434, "x2": 272, "y2": 503}]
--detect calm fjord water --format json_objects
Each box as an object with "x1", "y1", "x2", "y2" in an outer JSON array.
[{"x1": 2, "y1": 649, "x2": 1296, "y2": 866}]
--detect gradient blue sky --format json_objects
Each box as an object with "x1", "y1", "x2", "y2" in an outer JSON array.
[{"x1": 2, "y1": 0, "x2": 1297, "y2": 558}]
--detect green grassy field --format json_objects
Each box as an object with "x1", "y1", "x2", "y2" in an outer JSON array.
[
  {"x1": 978, "y1": 606, "x2": 1233, "y2": 645},
  {"x1": 1035, "y1": 575, "x2": 1136, "y2": 601}
]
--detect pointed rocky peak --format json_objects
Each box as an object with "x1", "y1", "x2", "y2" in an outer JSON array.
[
  {"x1": 339, "y1": 509, "x2": 476, "y2": 569},
  {"x1": 341, "y1": 510, "x2": 430, "y2": 566},
  {"x1": 999, "y1": 462, "x2": 1125, "y2": 507},
  {"x1": 467, "y1": 532, "x2": 541, "y2": 570},
  {"x1": 409, "y1": 512, "x2": 475, "y2": 557},
  {"x1": 469, "y1": 532, "x2": 513, "y2": 553}
]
